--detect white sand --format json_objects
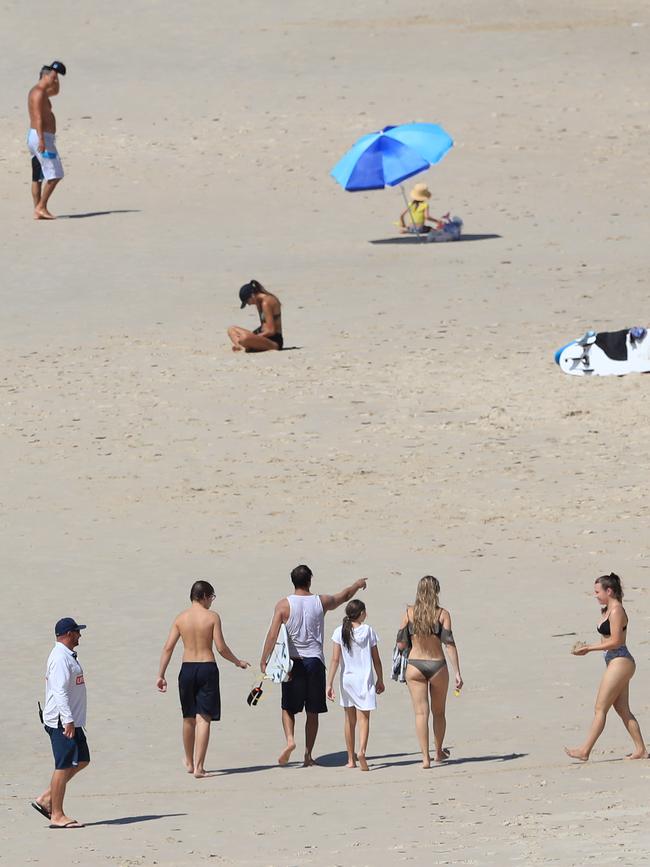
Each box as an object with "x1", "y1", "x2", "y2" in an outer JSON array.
[{"x1": 2, "y1": 1, "x2": 650, "y2": 864}]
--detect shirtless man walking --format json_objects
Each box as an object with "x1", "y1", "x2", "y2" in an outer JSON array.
[
  {"x1": 157, "y1": 580, "x2": 250, "y2": 778},
  {"x1": 261, "y1": 565, "x2": 367, "y2": 767},
  {"x1": 27, "y1": 61, "x2": 66, "y2": 220}
]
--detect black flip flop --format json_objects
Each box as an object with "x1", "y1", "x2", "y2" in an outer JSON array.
[
  {"x1": 31, "y1": 801, "x2": 51, "y2": 821},
  {"x1": 49, "y1": 821, "x2": 84, "y2": 829},
  {"x1": 246, "y1": 681, "x2": 264, "y2": 706}
]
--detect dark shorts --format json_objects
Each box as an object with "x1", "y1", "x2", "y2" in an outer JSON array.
[
  {"x1": 178, "y1": 661, "x2": 221, "y2": 720},
  {"x1": 45, "y1": 725, "x2": 90, "y2": 770},
  {"x1": 32, "y1": 156, "x2": 44, "y2": 183},
  {"x1": 281, "y1": 657, "x2": 327, "y2": 715}
]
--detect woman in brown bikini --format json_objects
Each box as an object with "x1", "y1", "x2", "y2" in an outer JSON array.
[
  {"x1": 227, "y1": 280, "x2": 283, "y2": 352},
  {"x1": 397, "y1": 575, "x2": 463, "y2": 768}
]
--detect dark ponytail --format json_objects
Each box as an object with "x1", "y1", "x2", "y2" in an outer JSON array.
[
  {"x1": 341, "y1": 599, "x2": 366, "y2": 652},
  {"x1": 249, "y1": 279, "x2": 265, "y2": 294},
  {"x1": 595, "y1": 572, "x2": 623, "y2": 612}
]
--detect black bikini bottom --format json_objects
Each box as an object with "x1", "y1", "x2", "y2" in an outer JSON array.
[{"x1": 252, "y1": 328, "x2": 283, "y2": 349}]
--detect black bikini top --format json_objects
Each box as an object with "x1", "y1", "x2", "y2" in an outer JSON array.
[
  {"x1": 597, "y1": 614, "x2": 627, "y2": 637},
  {"x1": 407, "y1": 613, "x2": 455, "y2": 645}
]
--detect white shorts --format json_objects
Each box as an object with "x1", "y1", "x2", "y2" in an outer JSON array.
[{"x1": 27, "y1": 129, "x2": 64, "y2": 181}]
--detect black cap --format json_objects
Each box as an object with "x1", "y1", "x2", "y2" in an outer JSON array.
[
  {"x1": 50, "y1": 61, "x2": 67, "y2": 76},
  {"x1": 239, "y1": 282, "x2": 256, "y2": 309},
  {"x1": 55, "y1": 617, "x2": 86, "y2": 636}
]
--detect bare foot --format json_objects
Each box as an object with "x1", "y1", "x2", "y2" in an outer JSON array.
[
  {"x1": 564, "y1": 747, "x2": 589, "y2": 761},
  {"x1": 346, "y1": 760, "x2": 356, "y2": 768},
  {"x1": 303, "y1": 753, "x2": 316, "y2": 767},
  {"x1": 34, "y1": 208, "x2": 56, "y2": 220},
  {"x1": 625, "y1": 750, "x2": 649, "y2": 760},
  {"x1": 434, "y1": 750, "x2": 449, "y2": 763},
  {"x1": 183, "y1": 757, "x2": 194, "y2": 774},
  {"x1": 422, "y1": 759, "x2": 431, "y2": 769},
  {"x1": 194, "y1": 768, "x2": 210, "y2": 778},
  {"x1": 231, "y1": 344, "x2": 243, "y2": 352},
  {"x1": 358, "y1": 753, "x2": 369, "y2": 772},
  {"x1": 278, "y1": 742, "x2": 296, "y2": 765}
]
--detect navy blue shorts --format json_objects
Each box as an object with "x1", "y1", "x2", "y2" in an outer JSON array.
[
  {"x1": 178, "y1": 661, "x2": 221, "y2": 720},
  {"x1": 32, "y1": 156, "x2": 44, "y2": 182},
  {"x1": 281, "y1": 658, "x2": 327, "y2": 715},
  {"x1": 45, "y1": 725, "x2": 90, "y2": 770}
]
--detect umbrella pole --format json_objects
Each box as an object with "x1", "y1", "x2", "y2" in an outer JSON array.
[{"x1": 400, "y1": 185, "x2": 425, "y2": 243}]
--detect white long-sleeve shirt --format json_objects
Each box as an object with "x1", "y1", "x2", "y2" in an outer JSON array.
[{"x1": 43, "y1": 642, "x2": 87, "y2": 727}]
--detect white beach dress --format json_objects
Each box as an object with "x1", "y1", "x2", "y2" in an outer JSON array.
[{"x1": 331, "y1": 624, "x2": 378, "y2": 710}]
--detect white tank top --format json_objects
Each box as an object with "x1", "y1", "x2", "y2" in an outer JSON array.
[{"x1": 286, "y1": 594, "x2": 325, "y2": 662}]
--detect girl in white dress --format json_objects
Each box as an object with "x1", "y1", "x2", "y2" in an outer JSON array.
[{"x1": 326, "y1": 600, "x2": 384, "y2": 770}]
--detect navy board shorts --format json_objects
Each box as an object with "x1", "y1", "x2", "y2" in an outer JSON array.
[
  {"x1": 281, "y1": 657, "x2": 328, "y2": 715},
  {"x1": 178, "y1": 661, "x2": 221, "y2": 720},
  {"x1": 45, "y1": 724, "x2": 90, "y2": 770},
  {"x1": 32, "y1": 156, "x2": 44, "y2": 182}
]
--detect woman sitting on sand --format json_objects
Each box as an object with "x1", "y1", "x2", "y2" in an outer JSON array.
[
  {"x1": 398, "y1": 183, "x2": 445, "y2": 235},
  {"x1": 565, "y1": 572, "x2": 648, "y2": 761},
  {"x1": 396, "y1": 575, "x2": 463, "y2": 768},
  {"x1": 227, "y1": 280, "x2": 283, "y2": 352}
]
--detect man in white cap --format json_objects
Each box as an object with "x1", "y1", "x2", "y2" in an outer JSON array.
[
  {"x1": 27, "y1": 60, "x2": 67, "y2": 220},
  {"x1": 31, "y1": 616, "x2": 89, "y2": 829}
]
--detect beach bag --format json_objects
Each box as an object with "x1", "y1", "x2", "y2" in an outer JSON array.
[
  {"x1": 426, "y1": 216, "x2": 463, "y2": 242},
  {"x1": 391, "y1": 624, "x2": 411, "y2": 683}
]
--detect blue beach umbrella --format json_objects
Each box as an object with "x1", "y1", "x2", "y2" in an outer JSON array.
[{"x1": 331, "y1": 123, "x2": 453, "y2": 192}]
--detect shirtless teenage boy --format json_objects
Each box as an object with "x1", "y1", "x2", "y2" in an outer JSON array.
[
  {"x1": 227, "y1": 279, "x2": 284, "y2": 352},
  {"x1": 157, "y1": 581, "x2": 250, "y2": 778},
  {"x1": 27, "y1": 61, "x2": 67, "y2": 220}
]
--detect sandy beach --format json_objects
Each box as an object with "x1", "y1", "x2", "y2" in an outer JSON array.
[{"x1": 2, "y1": 1, "x2": 650, "y2": 864}]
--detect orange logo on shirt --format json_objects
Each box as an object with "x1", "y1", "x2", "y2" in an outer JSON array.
[{"x1": 76, "y1": 675, "x2": 85, "y2": 685}]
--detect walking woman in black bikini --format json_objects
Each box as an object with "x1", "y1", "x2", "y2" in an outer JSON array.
[
  {"x1": 227, "y1": 279, "x2": 283, "y2": 352},
  {"x1": 565, "y1": 572, "x2": 648, "y2": 761},
  {"x1": 397, "y1": 575, "x2": 463, "y2": 768}
]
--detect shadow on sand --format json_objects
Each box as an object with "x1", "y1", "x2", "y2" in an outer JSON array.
[
  {"x1": 195, "y1": 751, "x2": 528, "y2": 775},
  {"x1": 372, "y1": 751, "x2": 528, "y2": 770},
  {"x1": 59, "y1": 209, "x2": 141, "y2": 219},
  {"x1": 369, "y1": 233, "x2": 501, "y2": 245},
  {"x1": 83, "y1": 812, "x2": 186, "y2": 827},
  {"x1": 213, "y1": 763, "x2": 280, "y2": 775},
  {"x1": 316, "y1": 750, "x2": 420, "y2": 768}
]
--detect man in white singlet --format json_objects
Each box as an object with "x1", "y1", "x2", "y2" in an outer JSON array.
[{"x1": 261, "y1": 564, "x2": 367, "y2": 766}]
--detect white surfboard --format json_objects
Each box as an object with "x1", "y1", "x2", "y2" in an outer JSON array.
[
  {"x1": 265, "y1": 622, "x2": 293, "y2": 684},
  {"x1": 555, "y1": 327, "x2": 650, "y2": 376}
]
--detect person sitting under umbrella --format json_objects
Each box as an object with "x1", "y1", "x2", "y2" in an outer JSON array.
[
  {"x1": 227, "y1": 280, "x2": 284, "y2": 352},
  {"x1": 398, "y1": 183, "x2": 446, "y2": 235}
]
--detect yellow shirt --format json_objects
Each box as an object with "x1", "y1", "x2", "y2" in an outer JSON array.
[{"x1": 408, "y1": 201, "x2": 427, "y2": 226}]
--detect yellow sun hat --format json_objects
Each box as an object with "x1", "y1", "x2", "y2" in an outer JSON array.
[{"x1": 410, "y1": 183, "x2": 431, "y2": 201}]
